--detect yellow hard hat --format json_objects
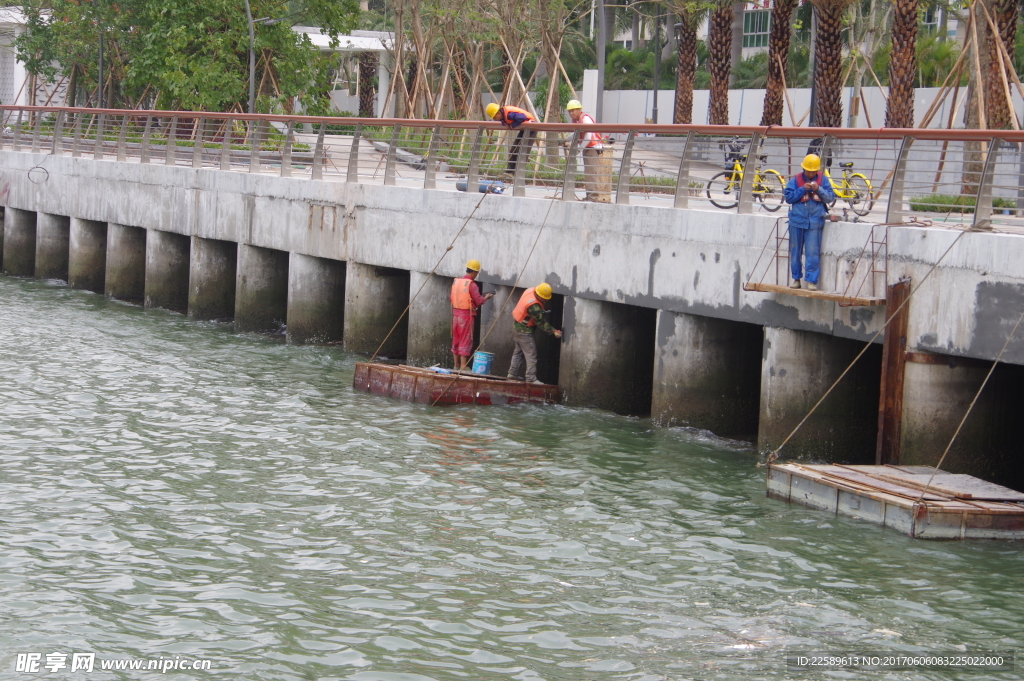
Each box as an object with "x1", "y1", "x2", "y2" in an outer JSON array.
[
  {"x1": 466, "y1": 259, "x2": 481, "y2": 272},
  {"x1": 566, "y1": 99, "x2": 582, "y2": 111},
  {"x1": 801, "y1": 154, "x2": 821, "y2": 172},
  {"x1": 485, "y1": 102, "x2": 500, "y2": 120},
  {"x1": 535, "y1": 282, "x2": 553, "y2": 299}
]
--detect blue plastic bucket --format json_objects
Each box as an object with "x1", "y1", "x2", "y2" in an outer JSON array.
[{"x1": 471, "y1": 351, "x2": 494, "y2": 375}]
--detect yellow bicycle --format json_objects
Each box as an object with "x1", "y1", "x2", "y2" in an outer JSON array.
[
  {"x1": 826, "y1": 162, "x2": 874, "y2": 216},
  {"x1": 705, "y1": 153, "x2": 785, "y2": 212}
]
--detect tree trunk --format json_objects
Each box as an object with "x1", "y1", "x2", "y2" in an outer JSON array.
[
  {"x1": 66, "y1": 65, "x2": 78, "y2": 108},
  {"x1": 761, "y1": 0, "x2": 796, "y2": 125},
  {"x1": 632, "y1": 7, "x2": 644, "y2": 50},
  {"x1": 451, "y1": 48, "x2": 467, "y2": 116},
  {"x1": 986, "y1": 0, "x2": 1019, "y2": 129},
  {"x1": 812, "y1": 0, "x2": 848, "y2": 128},
  {"x1": 708, "y1": 4, "x2": 733, "y2": 125},
  {"x1": 674, "y1": 18, "x2": 698, "y2": 123},
  {"x1": 359, "y1": 52, "x2": 378, "y2": 117},
  {"x1": 885, "y1": 0, "x2": 917, "y2": 127}
]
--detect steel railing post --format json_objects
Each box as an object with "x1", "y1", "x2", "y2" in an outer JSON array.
[
  {"x1": 466, "y1": 127, "x2": 483, "y2": 191},
  {"x1": 248, "y1": 119, "x2": 263, "y2": 173},
  {"x1": 423, "y1": 125, "x2": 442, "y2": 189},
  {"x1": 347, "y1": 123, "x2": 363, "y2": 183},
  {"x1": 51, "y1": 111, "x2": 65, "y2": 155},
  {"x1": 384, "y1": 124, "x2": 400, "y2": 186},
  {"x1": 280, "y1": 120, "x2": 294, "y2": 177},
  {"x1": 673, "y1": 131, "x2": 696, "y2": 208},
  {"x1": 31, "y1": 110, "x2": 43, "y2": 152},
  {"x1": 561, "y1": 134, "x2": 580, "y2": 202},
  {"x1": 737, "y1": 132, "x2": 763, "y2": 215},
  {"x1": 11, "y1": 109, "x2": 22, "y2": 151},
  {"x1": 220, "y1": 118, "x2": 232, "y2": 170},
  {"x1": 615, "y1": 130, "x2": 637, "y2": 204},
  {"x1": 192, "y1": 117, "x2": 206, "y2": 169},
  {"x1": 885, "y1": 136, "x2": 914, "y2": 224},
  {"x1": 311, "y1": 124, "x2": 325, "y2": 180},
  {"x1": 71, "y1": 112, "x2": 82, "y2": 157},
  {"x1": 973, "y1": 137, "x2": 1004, "y2": 229},
  {"x1": 117, "y1": 114, "x2": 129, "y2": 162},
  {"x1": 93, "y1": 113, "x2": 106, "y2": 160},
  {"x1": 511, "y1": 130, "x2": 532, "y2": 197},
  {"x1": 140, "y1": 115, "x2": 153, "y2": 163},
  {"x1": 165, "y1": 116, "x2": 178, "y2": 166}
]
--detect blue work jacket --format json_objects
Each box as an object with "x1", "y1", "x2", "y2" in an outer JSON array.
[{"x1": 784, "y1": 172, "x2": 836, "y2": 230}]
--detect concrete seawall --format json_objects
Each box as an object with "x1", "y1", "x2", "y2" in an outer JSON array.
[{"x1": 2, "y1": 150, "x2": 1023, "y2": 488}]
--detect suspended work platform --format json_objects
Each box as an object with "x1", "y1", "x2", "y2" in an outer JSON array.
[
  {"x1": 353, "y1": 362, "x2": 559, "y2": 406},
  {"x1": 768, "y1": 463, "x2": 1024, "y2": 539},
  {"x1": 744, "y1": 219, "x2": 889, "y2": 307}
]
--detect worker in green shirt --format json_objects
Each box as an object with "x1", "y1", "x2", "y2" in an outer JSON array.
[{"x1": 508, "y1": 283, "x2": 561, "y2": 384}]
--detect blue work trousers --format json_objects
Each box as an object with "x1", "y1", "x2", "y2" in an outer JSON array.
[{"x1": 789, "y1": 226, "x2": 822, "y2": 284}]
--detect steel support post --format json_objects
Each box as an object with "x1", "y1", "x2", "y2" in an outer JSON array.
[
  {"x1": 248, "y1": 119, "x2": 263, "y2": 173},
  {"x1": 280, "y1": 121, "x2": 294, "y2": 177},
  {"x1": 973, "y1": 137, "x2": 1003, "y2": 229},
  {"x1": 673, "y1": 131, "x2": 696, "y2": 208},
  {"x1": 737, "y1": 132, "x2": 762, "y2": 215},
  {"x1": 885, "y1": 136, "x2": 914, "y2": 224},
  {"x1": 383, "y1": 124, "x2": 400, "y2": 186},
  {"x1": 311, "y1": 125, "x2": 325, "y2": 180},
  {"x1": 220, "y1": 119, "x2": 232, "y2": 170},
  {"x1": 347, "y1": 124, "x2": 363, "y2": 183},
  {"x1": 140, "y1": 116, "x2": 153, "y2": 164},
  {"x1": 165, "y1": 116, "x2": 178, "y2": 166},
  {"x1": 117, "y1": 115, "x2": 129, "y2": 162},
  {"x1": 466, "y1": 127, "x2": 484, "y2": 190},
  {"x1": 423, "y1": 125, "x2": 442, "y2": 189},
  {"x1": 192, "y1": 118, "x2": 206, "y2": 169},
  {"x1": 51, "y1": 111, "x2": 65, "y2": 155},
  {"x1": 615, "y1": 130, "x2": 637, "y2": 205},
  {"x1": 562, "y1": 135, "x2": 581, "y2": 201},
  {"x1": 93, "y1": 113, "x2": 106, "y2": 160}
]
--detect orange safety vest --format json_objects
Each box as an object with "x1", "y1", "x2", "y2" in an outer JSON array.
[
  {"x1": 578, "y1": 113, "x2": 604, "y2": 148},
  {"x1": 450, "y1": 277, "x2": 476, "y2": 310},
  {"x1": 512, "y1": 287, "x2": 545, "y2": 326},
  {"x1": 498, "y1": 105, "x2": 536, "y2": 127},
  {"x1": 795, "y1": 171, "x2": 825, "y2": 202}
]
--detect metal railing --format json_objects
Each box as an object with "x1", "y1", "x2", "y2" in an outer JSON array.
[{"x1": 3, "y1": 106, "x2": 1023, "y2": 232}]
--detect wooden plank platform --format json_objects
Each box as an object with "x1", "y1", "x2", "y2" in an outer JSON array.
[
  {"x1": 352, "y1": 362, "x2": 559, "y2": 406},
  {"x1": 768, "y1": 463, "x2": 1024, "y2": 539},
  {"x1": 743, "y1": 282, "x2": 886, "y2": 306}
]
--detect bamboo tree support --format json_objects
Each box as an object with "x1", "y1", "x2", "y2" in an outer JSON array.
[
  {"x1": 968, "y1": 0, "x2": 987, "y2": 131},
  {"x1": 977, "y1": 0, "x2": 1023, "y2": 130}
]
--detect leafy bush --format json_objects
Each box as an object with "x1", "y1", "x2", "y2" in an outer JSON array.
[{"x1": 908, "y1": 193, "x2": 1018, "y2": 215}]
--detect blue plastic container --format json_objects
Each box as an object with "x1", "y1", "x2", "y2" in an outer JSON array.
[
  {"x1": 456, "y1": 179, "x2": 505, "y2": 194},
  {"x1": 471, "y1": 351, "x2": 494, "y2": 375}
]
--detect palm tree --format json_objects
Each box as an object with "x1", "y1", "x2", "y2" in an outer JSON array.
[
  {"x1": 707, "y1": 0, "x2": 733, "y2": 124},
  {"x1": 986, "y1": 0, "x2": 1021, "y2": 129},
  {"x1": 761, "y1": 0, "x2": 798, "y2": 125},
  {"x1": 810, "y1": 0, "x2": 854, "y2": 128},
  {"x1": 884, "y1": 0, "x2": 917, "y2": 127},
  {"x1": 670, "y1": 0, "x2": 707, "y2": 123}
]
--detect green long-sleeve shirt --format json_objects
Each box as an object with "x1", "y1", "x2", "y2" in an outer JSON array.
[{"x1": 513, "y1": 303, "x2": 555, "y2": 334}]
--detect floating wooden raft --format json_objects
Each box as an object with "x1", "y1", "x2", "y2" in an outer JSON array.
[
  {"x1": 768, "y1": 463, "x2": 1024, "y2": 539},
  {"x1": 352, "y1": 362, "x2": 559, "y2": 406}
]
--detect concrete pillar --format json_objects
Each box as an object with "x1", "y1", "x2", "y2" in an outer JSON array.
[
  {"x1": 235, "y1": 244, "x2": 289, "y2": 333},
  {"x1": 407, "y1": 271, "x2": 454, "y2": 366},
  {"x1": 287, "y1": 253, "x2": 345, "y2": 344},
  {"x1": 558, "y1": 296, "x2": 655, "y2": 415},
  {"x1": 68, "y1": 218, "x2": 107, "y2": 293},
  {"x1": 758, "y1": 326, "x2": 881, "y2": 462},
  {"x1": 35, "y1": 213, "x2": 71, "y2": 280},
  {"x1": 478, "y1": 285, "x2": 520, "y2": 376},
  {"x1": 105, "y1": 223, "x2": 146, "y2": 303},
  {"x1": 344, "y1": 261, "x2": 409, "y2": 357},
  {"x1": 652, "y1": 311, "x2": 762, "y2": 437},
  {"x1": 3, "y1": 208, "x2": 36, "y2": 276},
  {"x1": 0, "y1": 208, "x2": 4, "y2": 265},
  {"x1": 188, "y1": 237, "x2": 237, "y2": 320},
  {"x1": 898, "y1": 359, "x2": 999, "y2": 480},
  {"x1": 144, "y1": 229, "x2": 191, "y2": 313}
]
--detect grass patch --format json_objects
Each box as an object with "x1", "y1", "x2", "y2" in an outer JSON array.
[{"x1": 908, "y1": 193, "x2": 1019, "y2": 215}]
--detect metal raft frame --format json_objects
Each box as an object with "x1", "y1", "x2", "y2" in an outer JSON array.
[{"x1": 743, "y1": 218, "x2": 889, "y2": 307}]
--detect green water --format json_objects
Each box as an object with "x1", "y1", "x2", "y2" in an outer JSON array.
[{"x1": 1, "y1": 276, "x2": 1022, "y2": 681}]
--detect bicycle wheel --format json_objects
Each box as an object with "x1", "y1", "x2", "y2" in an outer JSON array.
[
  {"x1": 706, "y1": 171, "x2": 739, "y2": 209},
  {"x1": 757, "y1": 170, "x2": 785, "y2": 212},
  {"x1": 847, "y1": 175, "x2": 874, "y2": 216}
]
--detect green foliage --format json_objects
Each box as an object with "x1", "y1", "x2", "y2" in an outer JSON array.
[
  {"x1": 731, "y1": 51, "x2": 768, "y2": 89},
  {"x1": 908, "y1": 193, "x2": 1019, "y2": 215},
  {"x1": 15, "y1": 0, "x2": 359, "y2": 113},
  {"x1": 532, "y1": 77, "x2": 574, "y2": 119},
  {"x1": 603, "y1": 46, "x2": 676, "y2": 89}
]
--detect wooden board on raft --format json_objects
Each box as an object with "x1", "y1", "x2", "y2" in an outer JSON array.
[
  {"x1": 768, "y1": 462, "x2": 1024, "y2": 539},
  {"x1": 352, "y1": 362, "x2": 559, "y2": 406}
]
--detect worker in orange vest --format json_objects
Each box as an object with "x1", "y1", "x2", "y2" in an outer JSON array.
[
  {"x1": 566, "y1": 99, "x2": 611, "y2": 202},
  {"x1": 486, "y1": 102, "x2": 537, "y2": 177},
  {"x1": 450, "y1": 259, "x2": 494, "y2": 370},
  {"x1": 508, "y1": 283, "x2": 561, "y2": 385}
]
